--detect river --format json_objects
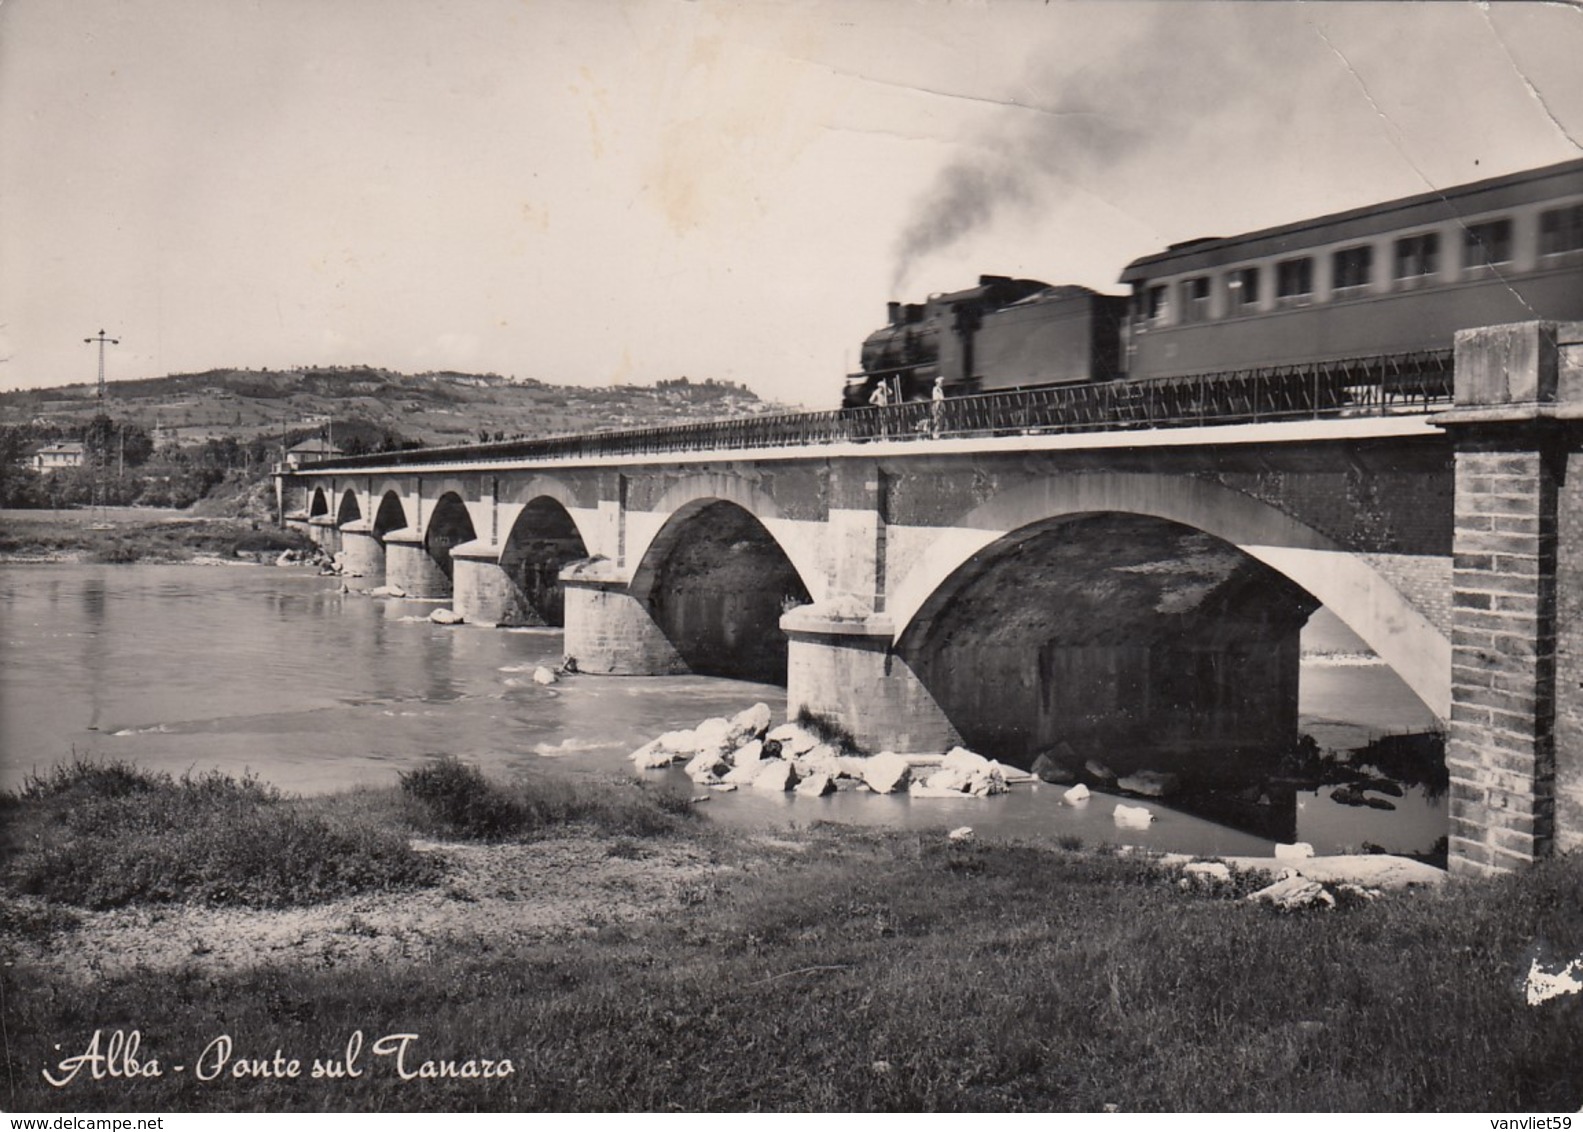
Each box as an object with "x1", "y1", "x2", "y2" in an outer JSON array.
[{"x1": 0, "y1": 562, "x2": 1445, "y2": 859}]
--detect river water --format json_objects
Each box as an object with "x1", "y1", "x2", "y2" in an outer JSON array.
[{"x1": 0, "y1": 562, "x2": 1445, "y2": 859}]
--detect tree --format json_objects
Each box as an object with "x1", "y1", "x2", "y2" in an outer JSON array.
[
  {"x1": 0, "y1": 426, "x2": 44, "y2": 507},
  {"x1": 79, "y1": 414, "x2": 154, "y2": 468}
]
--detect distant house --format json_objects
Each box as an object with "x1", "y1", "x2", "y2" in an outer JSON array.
[
  {"x1": 31, "y1": 441, "x2": 85, "y2": 472},
  {"x1": 286, "y1": 438, "x2": 342, "y2": 468}
]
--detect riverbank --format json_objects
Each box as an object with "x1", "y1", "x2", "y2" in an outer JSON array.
[
  {"x1": 1, "y1": 760, "x2": 1578, "y2": 1113},
  {"x1": 0, "y1": 506, "x2": 313, "y2": 564}
]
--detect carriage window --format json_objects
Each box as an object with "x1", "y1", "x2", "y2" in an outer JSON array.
[
  {"x1": 1332, "y1": 245, "x2": 1373, "y2": 294},
  {"x1": 1463, "y1": 219, "x2": 1513, "y2": 268},
  {"x1": 1275, "y1": 257, "x2": 1313, "y2": 307},
  {"x1": 1146, "y1": 284, "x2": 1169, "y2": 324},
  {"x1": 1227, "y1": 266, "x2": 1260, "y2": 312},
  {"x1": 1539, "y1": 204, "x2": 1583, "y2": 256},
  {"x1": 1394, "y1": 232, "x2": 1440, "y2": 280},
  {"x1": 1180, "y1": 276, "x2": 1210, "y2": 323}
]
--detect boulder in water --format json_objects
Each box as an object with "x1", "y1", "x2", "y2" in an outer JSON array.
[{"x1": 862, "y1": 752, "x2": 912, "y2": 795}]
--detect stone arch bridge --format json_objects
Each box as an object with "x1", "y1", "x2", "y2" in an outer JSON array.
[{"x1": 279, "y1": 322, "x2": 1583, "y2": 876}]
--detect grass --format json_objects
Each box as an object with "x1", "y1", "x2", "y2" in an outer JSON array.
[{"x1": 2, "y1": 763, "x2": 1581, "y2": 1112}]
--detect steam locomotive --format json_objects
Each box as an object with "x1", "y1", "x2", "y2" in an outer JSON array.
[{"x1": 843, "y1": 157, "x2": 1583, "y2": 408}]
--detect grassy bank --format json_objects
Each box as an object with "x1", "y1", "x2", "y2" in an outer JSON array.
[
  {"x1": 1, "y1": 762, "x2": 1579, "y2": 1112},
  {"x1": 0, "y1": 508, "x2": 313, "y2": 563}
]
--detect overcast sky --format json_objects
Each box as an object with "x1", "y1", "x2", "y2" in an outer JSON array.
[{"x1": 3, "y1": 0, "x2": 1581, "y2": 408}]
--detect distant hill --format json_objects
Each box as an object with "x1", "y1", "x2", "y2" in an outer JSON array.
[{"x1": 0, "y1": 366, "x2": 790, "y2": 448}]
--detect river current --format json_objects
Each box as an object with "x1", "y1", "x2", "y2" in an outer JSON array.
[{"x1": 0, "y1": 562, "x2": 1444, "y2": 858}]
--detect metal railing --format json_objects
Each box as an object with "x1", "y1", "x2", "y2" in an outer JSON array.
[{"x1": 298, "y1": 349, "x2": 1454, "y2": 472}]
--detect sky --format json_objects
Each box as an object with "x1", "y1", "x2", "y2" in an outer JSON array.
[{"x1": 2, "y1": 0, "x2": 1581, "y2": 409}]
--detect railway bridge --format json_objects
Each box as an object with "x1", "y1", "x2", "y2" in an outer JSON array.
[{"x1": 277, "y1": 322, "x2": 1583, "y2": 876}]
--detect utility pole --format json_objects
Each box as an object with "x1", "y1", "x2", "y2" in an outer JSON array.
[{"x1": 83, "y1": 329, "x2": 120, "y2": 403}]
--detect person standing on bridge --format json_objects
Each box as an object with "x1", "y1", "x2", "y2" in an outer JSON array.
[
  {"x1": 931, "y1": 376, "x2": 946, "y2": 438},
  {"x1": 869, "y1": 379, "x2": 890, "y2": 439}
]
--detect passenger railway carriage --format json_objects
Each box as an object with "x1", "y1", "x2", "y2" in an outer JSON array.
[{"x1": 1119, "y1": 157, "x2": 1583, "y2": 380}]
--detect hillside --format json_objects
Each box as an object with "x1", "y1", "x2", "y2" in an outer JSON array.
[{"x1": 0, "y1": 366, "x2": 789, "y2": 448}]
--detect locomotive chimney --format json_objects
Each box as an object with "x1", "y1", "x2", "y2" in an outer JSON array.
[{"x1": 887, "y1": 301, "x2": 902, "y2": 326}]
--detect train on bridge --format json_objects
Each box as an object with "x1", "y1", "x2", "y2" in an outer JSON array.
[{"x1": 845, "y1": 157, "x2": 1583, "y2": 408}]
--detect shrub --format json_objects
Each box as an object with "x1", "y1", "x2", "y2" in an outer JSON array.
[
  {"x1": 400, "y1": 756, "x2": 694, "y2": 841},
  {"x1": 400, "y1": 757, "x2": 529, "y2": 840}
]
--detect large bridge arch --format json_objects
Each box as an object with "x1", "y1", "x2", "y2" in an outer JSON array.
[
  {"x1": 888, "y1": 471, "x2": 1450, "y2": 720},
  {"x1": 630, "y1": 497, "x2": 814, "y2": 684},
  {"x1": 636, "y1": 473, "x2": 825, "y2": 603},
  {"x1": 308, "y1": 487, "x2": 329, "y2": 518}
]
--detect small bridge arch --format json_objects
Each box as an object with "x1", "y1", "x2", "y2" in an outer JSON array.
[{"x1": 336, "y1": 488, "x2": 361, "y2": 526}]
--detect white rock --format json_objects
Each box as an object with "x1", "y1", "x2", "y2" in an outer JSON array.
[
  {"x1": 1113, "y1": 803, "x2": 1154, "y2": 829},
  {"x1": 1183, "y1": 861, "x2": 1233, "y2": 885},
  {"x1": 370, "y1": 584, "x2": 407, "y2": 598},
  {"x1": 862, "y1": 752, "x2": 913, "y2": 795},
  {"x1": 709, "y1": 782, "x2": 738, "y2": 793},
  {"x1": 948, "y1": 826, "x2": 974, "y2": 843},
  {"x1": 767, "y1": 723, "x2": 821, "y2": 757},
  {"x1": 796, "y1": 744, "x2": 844, "y2": 779},
  {"x1": 683, "y1": 751, "x2": 729, "y2": 784},
  {"x1": 795, "y1": 772, "x2": 836, "y2": 797},
  {"x1": 731, "y1": 739, "x2": 764, "y2": 769},
  {"x1": 728, "y1": 702, "x2": 773, "y2": 743},
  {"x1": 1274, "y1": 842, "x2": 1316, "y2": 861},
  {"x1": 656, "y1": 729, "x2": 696, "y2": 752},
  {"x1": 966, "y1": 768, "x2": 1008, "y2": 797},
  {"x1": 941, "y1": 746, "x2": 993, "y2": 775},
  {"x1": 531, "y1": 665, "x2": 559, "y2": 685},
  {"x1": 275, "y1": 551, "x2": 295, "y2": 567},
  {"x1": 691, "y1": 717, "x2": 735, "y2": 756},
  {"x1": 750, "y1": 758, "x2": 798, "y2": 793},
  {"x1": 1247, "y1": 875, "x2": 1335, "y2": 911},
  {"x1": 926, "y1": 766, "x2": 973, "y2": 793},
  {"x1": 628, "y1": 729, "x2": 696, "y2": 768},
  {"x1": 1063, "y1": 783, "x2": 1091, "y2": 804},
  {"x1": 989, "y1": 760, "x2": 1035, "y2": 784},
  {"x1": 837, "y1": 755, "x2": 872, "y2": 779},
  {"x1": 628, "y1": 741, "x2": 678, "y2": 770},
  {"x1": 1335, "y1": 883, "x2": 1382, "y2": 903},
  {"x1": 722, "y1": 760, "x2": 763, "y2": 785}
]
